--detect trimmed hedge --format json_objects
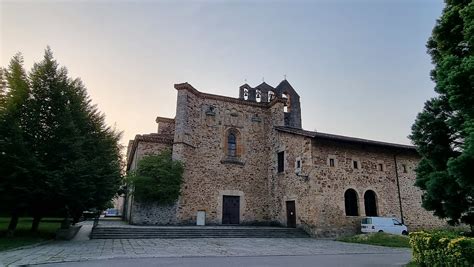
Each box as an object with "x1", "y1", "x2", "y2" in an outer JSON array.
[{"x1": 409, "y1": 231, "x2": 474, "y2": 266}]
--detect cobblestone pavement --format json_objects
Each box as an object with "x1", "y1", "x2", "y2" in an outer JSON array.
[{"x1": 0, "y1": 237, "x2": 410, "y2": 266}]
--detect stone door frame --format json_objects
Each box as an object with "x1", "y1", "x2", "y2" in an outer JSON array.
[{"x1": 217, "y1": 190, "x2": 245, "y2": 224}]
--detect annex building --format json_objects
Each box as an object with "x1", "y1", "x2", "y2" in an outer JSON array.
[{"x1": 125, "y1": 80, "x2": 444, "y2": 237}]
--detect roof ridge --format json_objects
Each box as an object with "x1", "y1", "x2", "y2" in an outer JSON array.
[{"x1": 275, "y1": 126, "x2": 416, "y2": 150}]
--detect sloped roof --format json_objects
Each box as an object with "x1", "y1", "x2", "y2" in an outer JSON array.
[
  {"x1": 275, "y1": 126, "x2": 416, "y2": 151},
  {"x1": 255, "y1": 82, "x2": 275, "y2": 92}
]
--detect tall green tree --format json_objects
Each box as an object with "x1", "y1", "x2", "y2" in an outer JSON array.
[
  {"x1": 0, "y1": 48, "x2": 123, "y2": 233},
  {"x1": 0, "y1": 53, "x2": 37, "y2": 234},
  {"x1": 0, "y1": 67, "x2": 8, "y2": 112},
  {"x1": 25, "y1": 47, "x2": 123, "y2": 229},
  {"x1": 410, "y1": 0, "x2": 474, "y2": 229}
]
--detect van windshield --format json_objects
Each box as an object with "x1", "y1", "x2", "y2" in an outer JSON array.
[{"x1": 362, "y1": 218, "x2": 372, "y2": 224}]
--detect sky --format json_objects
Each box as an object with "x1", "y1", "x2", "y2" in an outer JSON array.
[{"x1": 1, "y1": 0, "x2": 444, "y2": 148}]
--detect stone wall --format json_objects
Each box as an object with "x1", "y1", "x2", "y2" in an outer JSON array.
[
  {"x1": 271, "y1": 132, "x2": 445, "y2": 237},
  {"x1": 129, "y1": 141, "x2": 173, "y2": 170},
  {"x1": 172, "y1": 86, "x2": 275, "y2": 225},
  {"x1": 126, "y1": 140, "x2": 173, "y2": 223},
  {"x1": 156, "y1": 117, "x2": 175, "y2": 135},
  {"x1": 396, "y1": 154, "x2": 445, "y2": 230},
  {"x1": 130, "y1": 201, "x2": 178, "y2": 225}
]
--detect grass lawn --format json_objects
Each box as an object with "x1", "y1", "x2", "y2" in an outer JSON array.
[
  {"x1": 337, "y1": 232, "x2": 411, "y2": 248},
  {"x1": 0, "y1": 217, "x2": 62, "y2": 251}
]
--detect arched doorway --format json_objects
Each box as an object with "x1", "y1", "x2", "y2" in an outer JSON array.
[
  {"x1": 344, "y1": 189, "x2": 359, "y2": 216},
  {"x1": 364, "y1": 190, "x2": 378, "y2": 216}
]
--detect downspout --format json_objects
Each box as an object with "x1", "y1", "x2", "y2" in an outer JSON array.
[{"x1": 393, "y1": 154, "x2": 405, "y2": 224}]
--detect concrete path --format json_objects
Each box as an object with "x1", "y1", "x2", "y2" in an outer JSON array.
[
  {"x1": 71, "y1": 221, "x2": 93, "y2": 241},
  {"x1": 0, "y1": 238, "x2": 411, "y2": 266}
]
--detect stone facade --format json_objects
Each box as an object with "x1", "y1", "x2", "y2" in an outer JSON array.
[{"x1": 125, "y1": 80, "x2": 445, "y2": 236}]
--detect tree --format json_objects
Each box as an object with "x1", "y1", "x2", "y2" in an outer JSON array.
[
  {"x1": 0, "y1": 48, "x2": 123, "y2": 233},
  {"x1": 0, "y1": 67, "x2": 8, "y2": 112},
  {"x1": 0, "y1": 54, "x2": 38, "y2": 235},
  {"x1": 126, "y1": 151, "x2": 183, "y2": 204},
  {"x1": 410, "y1": 0, "x2": 474, "y2": 229}
]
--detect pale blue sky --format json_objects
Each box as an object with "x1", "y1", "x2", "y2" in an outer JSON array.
[{"x1": 1, "y1": 0, "x2": 444, "y2": 146}]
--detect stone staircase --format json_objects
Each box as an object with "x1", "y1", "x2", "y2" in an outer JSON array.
[{"x1": 90, "y1": 225, "x2": 309, "y2": 239}]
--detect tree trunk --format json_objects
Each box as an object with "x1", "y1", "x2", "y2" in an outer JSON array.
[
  {"x1": 31, "y1": 215, "x2": 41, "y2": 232},
  {"x1": 72, "y1": 214, "x2": 80, "y2": 225},
  {"x1": 6, "y1": 213, "x2": 19, "y2": 237}
]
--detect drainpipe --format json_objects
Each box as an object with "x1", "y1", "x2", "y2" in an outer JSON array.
[{"x1": 393, "y1": 154, "x2": 404, "y2": 224}]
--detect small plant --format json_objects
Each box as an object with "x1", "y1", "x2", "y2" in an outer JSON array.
[
  {"x1": 126, "y1": 150, "x2": 184, "y2": 204},
  {"x1": 409, "y1": 231, "x2": 474, "y2": 266}
]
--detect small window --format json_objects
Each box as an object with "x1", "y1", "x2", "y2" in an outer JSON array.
[
  {"x1": 353, "y1": 160, "x2": 359, "y2": 169},
  {"x1": 378, "y1": 163, "x2": 384, "y2": 171},
  {"x1": 402, "y1": 164, "x2": 407, "y2": 173},
  {"x1": 329, "y1": 158, "x2": 335, "y2": 167},
  {"x1": 296, "y1": 160, "x2": 301, "y2": 168},
  {"x1": 228, "y1": 133, "x2": 236, "y2": 157},
  {"x1": 277, "y1": 151, "x2": 285, "y2": 173}
]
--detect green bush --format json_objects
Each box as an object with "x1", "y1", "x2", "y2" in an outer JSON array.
[
  {"x1": 409, "y1": 231, "x2": 474, "y2": 266},
  {"x1": 126, "y1": 150, "x2": 184, "y2": 204}
]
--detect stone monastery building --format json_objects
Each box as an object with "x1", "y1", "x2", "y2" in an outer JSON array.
[{"x1": 125, "y1": 80, "x2": 444, "y2": 237}]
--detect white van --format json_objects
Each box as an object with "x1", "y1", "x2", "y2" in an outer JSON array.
[{"x1": 361, "y1": 217, "x2": 408, "y2": 235}]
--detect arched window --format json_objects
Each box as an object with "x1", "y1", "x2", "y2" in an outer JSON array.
[
  {"x1": 344, "y1": 189, "x2": 359, "y2": 216},
  {"x1": 364, "y1": 190, "x2": 378, "y2": 216},
  {"x1": 228, "y1": 132, "x2": 236, "y2": 157},
  {"x1": 256, "y1": 90, "x2": 262, "y2": 103},
  {"x1": 243, "y1": 89, "x2": 249, "y2": 100}
]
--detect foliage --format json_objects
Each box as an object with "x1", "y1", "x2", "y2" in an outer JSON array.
[
  {"x1": 0, "y1": 54, "x2": 38, "y2": 233},
  {"x1": 0, "y1": 48, "x2": 123, "y2": 232},
  {"x1": 337, "y1": 232, "x2": 410, "y2": 248},
  {"x1": 409, "y1": 231, "x2": 474, "y2": 266},
  {"x1": 410, "y1": 0, "x2": 474, "y2": 228},
  {"x1": 126, "y1": 151, "x2": 184, "y2": 204}
]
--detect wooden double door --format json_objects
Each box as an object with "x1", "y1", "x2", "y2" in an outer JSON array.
[{"x1": 222, "y1": 196, "x2": 240, "y2": 224}]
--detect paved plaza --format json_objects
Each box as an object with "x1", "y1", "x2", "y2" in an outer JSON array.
[
  {"x1": 0, "y1": 236, "x2": 410, "y2": 266},
  {"x1": 0, "y1": 220, "x2": 411, "y2": 266}
]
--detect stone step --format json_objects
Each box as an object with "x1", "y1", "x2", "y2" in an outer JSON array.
[
  {"x1": 92, "y1": 229, "x2": 305, "y2": 232},
  {"x1": 91, "y1": 227, "x2": 309, "y2": 239}
]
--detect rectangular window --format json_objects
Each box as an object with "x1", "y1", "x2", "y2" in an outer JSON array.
[
  {"x1": 277, "y1": 151, "x2": 284, "y2": 173},
  {"x1": 402, "y1": 164, "x2": 407, "y2": 173},
  {"x1": 378, "y1": 163, "x2": 384, "y2": 171},
  {"x1": 296, "y1": 160, "x2": 301, "y2": 168},
  {"x1": 353, "y1": 161, "x2": 359, "y2": 169},
  {"x1": 329, "y1": 158, "x2": 335, "y2": 167}
]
